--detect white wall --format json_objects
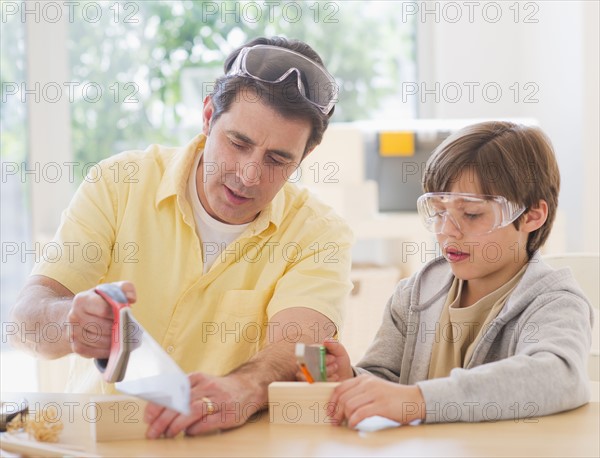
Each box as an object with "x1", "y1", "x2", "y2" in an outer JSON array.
[
  {"x1": 26, "y1": 14, "x2": 73, "y2": 242},
  {"x1": 582, "y1": 1, "x2": 600, "y2": 254},
  {"x1": 420, "y1": 1, "x2": 599, "y2": 252}
]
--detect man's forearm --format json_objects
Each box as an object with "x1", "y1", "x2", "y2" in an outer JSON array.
[
  {"x1": 228, "y1": 340, "x2": 299, "y2": 408},
  {"x1": 227, "y1": 308, "x2": 336, "y2": 408},
  {"x1": 9, "y1": 283, "x2": 73, "y2": 359}
]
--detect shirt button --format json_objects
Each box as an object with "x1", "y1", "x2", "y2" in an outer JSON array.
[{"x1": 166, "y1": 345, "x2": 174, "y2": 354}]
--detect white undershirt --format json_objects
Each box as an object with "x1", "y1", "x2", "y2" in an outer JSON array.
[{"x1": 187, "y1": 152, "x2": 249, "y2": 273}]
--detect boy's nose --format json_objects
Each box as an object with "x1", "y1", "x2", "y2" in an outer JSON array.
[{"x1": 439, "y1": 213, "x2": 463, "y2": 238}]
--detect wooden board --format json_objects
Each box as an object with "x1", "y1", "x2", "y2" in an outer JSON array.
[
  {"x1": 268, "y1": 382, "x2": 340, "y2": 425},
  {"x1": 0, "y1": 432, "x2": 99, "y2": 457},
  {"x1": 89, "y1": 396, "x2": 148, "y2": 442}
]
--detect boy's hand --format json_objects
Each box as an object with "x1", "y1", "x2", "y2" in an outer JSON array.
[
  {"x1": 294, "y1": 339, "x2": 354, "y2": 382},
  {"x1": 327, "y1": 374, "x2": 426, "y2": 428},
  {"x1": 322, "y1": 339, "x2": 353, "y2": 382}
]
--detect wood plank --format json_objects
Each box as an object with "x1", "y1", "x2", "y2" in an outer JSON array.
[
  {"x1": 89, "y1": 396, "x2": 148, "y2": 442},
  {"x1": 0, "y1": 432, "x2": 99, "y2": 457},
  {"x1": 268, "y1": 382, "x2": 340, "y2": 425}
]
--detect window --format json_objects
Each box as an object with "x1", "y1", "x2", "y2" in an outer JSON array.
[
  {"x1": 1, "y1": 10, "x2": 38, "y2": 391},
  {"x1": 67, "y1": 0, "x2": 416, "y2": 166}
]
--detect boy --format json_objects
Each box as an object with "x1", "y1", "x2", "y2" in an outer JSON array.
[{"x1": 324, "y1": 121, "x2": 593, "y2": 426}]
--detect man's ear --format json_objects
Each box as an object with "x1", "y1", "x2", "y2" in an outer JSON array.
[
  {"x1": 521, "y1": 200, "x2": 548, "y2": 233},
  {"x1": 202, "y1": 96, "x2": 214, "y2": 136}
]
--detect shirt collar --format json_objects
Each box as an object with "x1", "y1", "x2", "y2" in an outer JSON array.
[
  {"x1": 155, "y1": 133, "x2": 206, "y2": 206},
  {"x1": 155, "y1": 133, "x2": 287, "y2": 235},
  {"x1": 246, "y1": 185, "x2": 285, "y2": 236}
]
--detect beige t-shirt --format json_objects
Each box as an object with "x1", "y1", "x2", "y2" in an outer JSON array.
[{"x1": 428, "y1": 265, "x2": 527, "y2": 379}]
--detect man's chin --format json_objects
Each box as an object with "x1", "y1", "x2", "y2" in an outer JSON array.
[{"x1": 214, "y1": 208, "x2": 257, "y2": 225}]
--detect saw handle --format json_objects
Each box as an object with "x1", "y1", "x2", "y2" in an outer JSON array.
[{"x1": 93, "y1": 283, "x2": 131, "y2": 383}]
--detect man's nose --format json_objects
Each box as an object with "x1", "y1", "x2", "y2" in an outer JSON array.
[{"x1": 237, "y1": 158, "x2": 262, "y2": 187}]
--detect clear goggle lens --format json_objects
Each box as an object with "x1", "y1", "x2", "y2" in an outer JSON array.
[
  {"x1": 226, "y1": 45, "x2": 338, "y2": 115},
  {"x1": 416, "y1": 192, "x2": 526, "y2": 236}
]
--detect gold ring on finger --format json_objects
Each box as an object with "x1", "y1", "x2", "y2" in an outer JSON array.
[{"x1": 201, "y1": 396, "x2": 216, "y2": 415}]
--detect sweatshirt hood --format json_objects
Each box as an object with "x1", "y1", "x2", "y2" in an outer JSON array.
[{"x1": 496, "y1": 251, "x2": 593, "y2": 325}]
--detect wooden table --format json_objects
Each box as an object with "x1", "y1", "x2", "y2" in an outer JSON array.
[{"x1": 1, "y1": 389, "x2": 598, "y2": 457}]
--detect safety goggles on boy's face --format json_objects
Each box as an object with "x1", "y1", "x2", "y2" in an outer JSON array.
[
  {"x1": 226, "y1": 44, "x2": 338, "y2": 115},
  {"x1": 416, "y1": 192, "x2": 526, "y2": 236}
]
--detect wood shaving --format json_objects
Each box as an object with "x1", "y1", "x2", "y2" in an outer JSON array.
[{"x1": 6, "y1": 406, "x2": 63, "y2": 443}]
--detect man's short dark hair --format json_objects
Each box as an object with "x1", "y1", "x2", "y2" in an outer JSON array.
[{"x1": 209, "y1": 36, "x2": 334, "y2": 156}]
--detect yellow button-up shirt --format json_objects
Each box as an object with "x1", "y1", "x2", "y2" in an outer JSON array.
[{"x1": 33, "y1": 134, "x2": 353, "y2": 393}]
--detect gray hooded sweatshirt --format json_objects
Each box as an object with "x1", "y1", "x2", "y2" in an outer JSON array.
[{"x1": 355, "y1": 252, "x2": 593, "y2": 423}]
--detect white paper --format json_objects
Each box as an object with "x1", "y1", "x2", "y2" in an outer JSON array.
[{"x1": 354, "y1": 415, "x2": 402, "y2": 432}]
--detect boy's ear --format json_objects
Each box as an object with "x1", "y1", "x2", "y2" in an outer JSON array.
[{"x1": 521, "y1": 200, "x2": 548, "y2": 233}]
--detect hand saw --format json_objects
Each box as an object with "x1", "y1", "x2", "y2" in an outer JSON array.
[{"x1": 94, "y1": 283, "x2": 190, "y2": 415}]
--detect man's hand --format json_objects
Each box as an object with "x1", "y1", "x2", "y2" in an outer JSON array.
[
  {"x1": 327, "y1": 374, "x2": 426, "y2": 428},
  {"x1": 144, "y1": 372, "x2": 262, "y2": 438},
  {"x1": 67, "y1": 281, "x2": 136, "y2": 359},
  {"x1": 9, "y1": 276, "x2": 136, "y2": 359},
  {"x1": 144, "y1": 307, "x2": 336, "y2": 438}
]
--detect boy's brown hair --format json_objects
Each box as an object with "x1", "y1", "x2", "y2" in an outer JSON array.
[{"x1": 422, "y1": 121, "x2": 560, "y2": 256}]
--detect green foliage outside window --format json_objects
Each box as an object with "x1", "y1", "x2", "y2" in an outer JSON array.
[
  {"x1": 70, "y1": 1, "x2": 414, "y2": 168},
  {"x1": 0, "y1": 15, "x2": 27, "y2": 161}
]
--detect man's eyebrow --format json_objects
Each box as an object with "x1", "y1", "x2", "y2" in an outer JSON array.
[{"x1": 226, "y1": 130, "x2": 297, "y2": 161}]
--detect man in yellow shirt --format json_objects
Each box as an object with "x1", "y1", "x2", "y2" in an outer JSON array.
[{"x1": 9, "y1": 36, "x2": 353, "y2": 437}]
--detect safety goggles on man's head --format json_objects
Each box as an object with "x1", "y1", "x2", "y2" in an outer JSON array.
[
  {"x1": 226, "y1": 44, "x2": 338, "y2": 115},
  {"x1": 416, "y1": 192, "x2": 526, "y2": 236}
]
